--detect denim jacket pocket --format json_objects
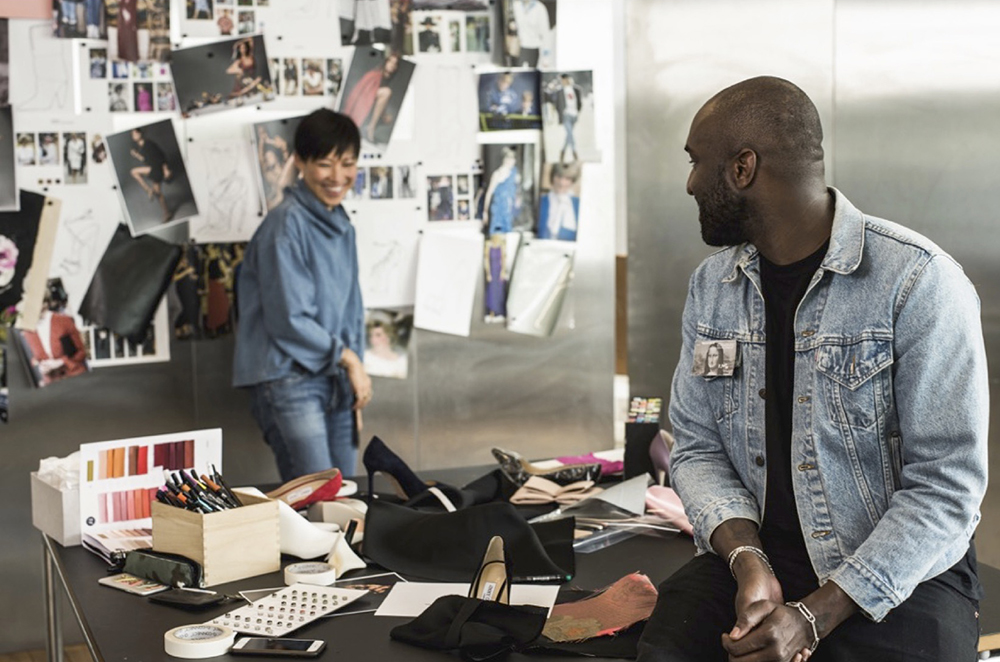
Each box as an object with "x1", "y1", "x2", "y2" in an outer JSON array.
[{"x1": 816, "y1": 339, "x2": 893, "y2": 430}]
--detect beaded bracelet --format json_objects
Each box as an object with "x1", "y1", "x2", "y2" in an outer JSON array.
[
  {"x1": 786, "y1": 601, "x2": 820, "y2": 653},
  {"x1": 726, "y1": 545, "x2": 774, "y2": 578}
]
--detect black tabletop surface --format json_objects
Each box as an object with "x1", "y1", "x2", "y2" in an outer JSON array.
[{"x1": 53, "y1": 528, "x2": 696, "y2": 662}]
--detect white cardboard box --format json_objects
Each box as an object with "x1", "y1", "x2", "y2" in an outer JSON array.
[{"x1": 30, "y1": 472, "x2": 81, "y2": 546}]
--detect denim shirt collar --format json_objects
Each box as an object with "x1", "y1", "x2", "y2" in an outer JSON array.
[
  {"x1": 721, "y1": 187, "x2": 864, "y2": 284},
  {"x1": 284, "y1": 179, "x2": 351, "y2": 235}
]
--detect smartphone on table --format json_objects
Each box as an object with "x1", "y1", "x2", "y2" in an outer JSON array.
[{"x1": 230, "y1": 638, "x2": 325, "y2": 657}]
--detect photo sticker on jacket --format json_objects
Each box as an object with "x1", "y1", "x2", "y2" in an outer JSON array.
[{"x1": 692, "y1": 339, "x2": 737, "y2": 377}]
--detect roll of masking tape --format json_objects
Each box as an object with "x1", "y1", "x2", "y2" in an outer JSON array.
[
  {"x1": 164, "y1": 624, "x2": 236, "y2": 659},
  {"x1": 284, "y1": 561, "x2": 339, "y2": 586}
]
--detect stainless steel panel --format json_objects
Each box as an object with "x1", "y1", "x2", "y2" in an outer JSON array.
[{"x1": 626, "y1": 0, "x2": 835, "y2": 397}]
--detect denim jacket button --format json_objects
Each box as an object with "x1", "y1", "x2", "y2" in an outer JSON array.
[
  {"x1": 755, "y1": 455, "x2": 765, "y2": 467},
  {"x1": 800, "y1": 329, "x2": 816, "y2": 337},
  {"x1": 797, "y1": 463, "x2": 814, "y2": 471},
  {"x1": 758, "y1": 388, "x2": 767, "y2": 399},
  {"x1": 811, "y1": 530, "x2": 831, "y2": 539},
  {"x1": 797, "y1": 396, "x2": 810, "y2": 404}
]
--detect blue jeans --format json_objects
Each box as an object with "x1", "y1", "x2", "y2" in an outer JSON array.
[
  {"x1": 562, "y1": 114, "x2": 578, "y2": 153},
  {"x1": 251, "y1": 371, "x2": 357, "y2": 482},
  {"x1": 86, "y1": 0, "x2": 102, "y2": 26}
]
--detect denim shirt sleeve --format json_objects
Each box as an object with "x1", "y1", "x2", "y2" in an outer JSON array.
[
  {"x1": 256, "y1": 223, "x2": 344, "y2": 374},
  {"x1": 669, "y1": 272, "x2": 762, "y2": 555},
  {"x1": 827, "y1": 255, "x2": 989, "y2": 621}
]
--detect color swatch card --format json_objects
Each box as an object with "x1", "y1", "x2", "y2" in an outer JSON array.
[{"x1": 78, "y1": 429, "x2": 223, "y2": 552}]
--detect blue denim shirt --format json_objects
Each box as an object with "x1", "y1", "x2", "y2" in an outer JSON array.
[
  {"x1": 233, "y1": 180, "x2": 364, "y2": 387},
  {"x1": 669, "y1": 188, "x2": 988, "y2": 621}
]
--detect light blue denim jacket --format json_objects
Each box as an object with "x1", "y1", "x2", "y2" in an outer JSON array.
[
  {"x1": 668, "y1": 188, "x2": 988, "y2": 621},
  {"x1": 233, "y1": 180, "x2": 364, "y2": 388}
]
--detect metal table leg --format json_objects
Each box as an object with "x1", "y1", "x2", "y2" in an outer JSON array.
[
  {"x1": 43, "y1": 537, "x2": 64, "y2": 662},
  {"x1": 42, "y1": 534, "x2": 104, "y2": 662}
]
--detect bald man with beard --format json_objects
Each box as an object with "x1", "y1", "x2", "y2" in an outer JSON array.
[{"x1": 638, "y1": 77, "x2": 987, "y2": 662}]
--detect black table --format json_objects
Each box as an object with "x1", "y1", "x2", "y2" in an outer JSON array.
[{"x1": 42, "y1": 528, "x2": 696, "y2": 662}]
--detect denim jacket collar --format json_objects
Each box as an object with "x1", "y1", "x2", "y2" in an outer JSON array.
[
  {"x1": 285, "y1": 179, "x2": 351, "y2": 235},
  {"x1": 721, "y1": 187, "x2": 864, "y2": 284}
]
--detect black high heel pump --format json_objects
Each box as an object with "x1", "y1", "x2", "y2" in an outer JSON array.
[
  {"x1": 468, "y1": 535, "x2": 511, "y2": 605},
  {"x1": 362, "y1": 436, "x2": 462, "y2": 509},
  {"x1": 491, "y1": 447, "x2": 602, "y2": 487},
  {"x1": 363, "y1": 436, "x2": 426, "y2": 500}
]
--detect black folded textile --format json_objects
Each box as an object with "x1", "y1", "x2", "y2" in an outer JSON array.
[
  {"x1": 363, "y1": 500, "x2": 575, "y2": 583},
  {"x1": 390, "y1": 595, "x2": 548, "y2": 661},
  {"x1": 79, "y1": 224, "x2": 181, "y2": 343}
]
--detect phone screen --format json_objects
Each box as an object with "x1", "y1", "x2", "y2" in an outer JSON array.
[{"x1": 241, "y1": 639, "x2": 317, "y2": 651}]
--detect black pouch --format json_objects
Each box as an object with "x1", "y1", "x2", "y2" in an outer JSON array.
[
  {"x1": 148, "y1": 588, "x2": 229, "y2": 611},
  {"x1": 122, "y1": 548, "x2": 205, "y2": 588}
]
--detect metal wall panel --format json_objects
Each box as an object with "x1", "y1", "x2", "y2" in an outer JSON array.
[
  {"x1": 626, "y1": 0, "x2": 835, "y2": 398},
  {"x1": 627, "y1": 0, "x2": 1000, "y2": 565}
]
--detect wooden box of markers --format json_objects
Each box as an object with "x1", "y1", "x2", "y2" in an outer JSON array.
[{"x1": 151, "y1": 491, "x2": 280, "y2": 587}]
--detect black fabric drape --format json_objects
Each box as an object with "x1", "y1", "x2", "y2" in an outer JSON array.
[
  {"x1": 79, "y1": 224, "x2": 181, "y2": 343},
  {"x1": 363, "y1": 500, "x2": 575, "y2": 583}
]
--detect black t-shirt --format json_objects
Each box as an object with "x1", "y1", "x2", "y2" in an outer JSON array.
[{"x1": 758, "y1": 241, "x2": 981, "y2": 604}]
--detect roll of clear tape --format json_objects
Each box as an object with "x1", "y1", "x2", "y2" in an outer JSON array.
[
  {"x1": 164, "y1": 624, "x2": 236, "y2": 658},
  {"x1": 284, "y1": 561, "x2": 339, "y2": 586}
]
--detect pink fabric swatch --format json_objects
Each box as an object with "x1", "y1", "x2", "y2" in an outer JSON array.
[
  {"x1": 645, "y1": 485, "x2": 693, "y2": 536},
  {"x1": 542, "y1": 573, "x2": 659, "y2": 642},
  {"x1": 554, "y1": 453, "x2": 624, "y2": 475}
]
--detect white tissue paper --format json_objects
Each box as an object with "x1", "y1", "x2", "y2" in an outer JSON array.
[{"x1": 37, "y1": 452, "x2": 81, "y2": 490}]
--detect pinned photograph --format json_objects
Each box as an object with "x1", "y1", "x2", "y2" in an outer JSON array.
[
  {"x1": 38, "y1": 132, "x2": 60, "y2": 166},
  {"x1": 415, "y1": 14, "x2": 442, "y2": 53},
  {"x1": 397, "y1": 164, "x2": 415, "y2": 198},
  {"x1": 171, "y1": 35, "x2": 273, "y2": 118},
  {"x1": 483, "y1": 233, "x2": 510, "y2": 323},
  {"x1": 370, "y1": 166, "x2": 393, "y2": 199},
  {"x1": 237, "y1": 9, "x2": 254, "y2": 34},
  {"x1": 112, "y1": 60, "x2": 129, "y2": 79},
  {"x1": 501, "y1": 0, "x2": 555, "y2": 68},
  {"x1": 0, "y1": 108, "x2": 14, "y2": 211},
  {"x1": 363, "y1": 309, "x2": 412, "y2": 380},
  {"x1": 301, "y1": 58, "x2": 324, "y2": 96},
  {"x1": 89, "y1": 48, "x2": 108, "y2": 78},
  {"x1": 107, "y1": 0, "x2": 171, "y2": 62},
  {"x1": 63, "y1": 131, "x2": 88, "y2": 184},
  {"x1": 216, "y1": 8, "x2": 235, "y2": 36},
  {"x1": 0, "y1": 191, "x2": 61, "y2": 319},
  {"x1": 349, "y1": 167, "x2": 367, "y2": 199},
  {"x1": 187, "y1": 0, "x2": 213, "y2": 19},
  {"x1": 339, "y1": 48, "x2": 415, "y2": 147},
  {"x1": 691, "y1": 339, "x2": 737, "y2": 377},
  {"x1": 478, "y1": 70, "x2": 541, "y2": 132},
  {"x1": 326, "y1": 58, "x2": 344, "y2": 97},
  {"x1": 130, "y1": 60, "x2": 153, "y2": 79},
  {"x1": 541, "y1": 70, "x2": 598, "y2": 163},
  {"x1": 91, "y1": 134, "x2": 107, "y2": 163},
  {"x1": 156, "y1": 82, "x2": 176, "y2": 111},
  {"x1": 106, "y1": 119, "x2": 199, "y2": 233},
  {"x1": 16, "y1": 133, "x2": 37, "y2": 166},
  {"x1": 252, "y1": 115, "x2": 302, "y2": 211},
  {"x1": 14, "y1": 278, "x2": 90, "y2": 388},
  {"x1": 481, "y1": 143, "x2": 536, "y2": 235},
  {"x1": 426, "y1": 175, "x2": 453, "y2": 221},
  {"x1": 465, "y1": 13, "x2": 490, "y2": 52},
  {"x1": 457, "y1": 199, "x2": 469, "y2": 220},
  {"x1": 537, "y1": 161, "x2": 581, "y2": 242},
  {"x1": 53, "y1": 0, "x2": 107, "y2": 39},
  {"x1": 340, "y1": 0, "x2": 392, "y2": 46},
  {"x1": 133, "y1": 81, "x2": 154, "y2": 112},
  {"x1": 456, "y1": 174, "x2": 469, "y2": 195},
  {"x1": 281, "y1": 58, "x2": 299, "y2": 95},
  {"x1": 108, "y1": 82, "x2": 131, "y2": 112}
]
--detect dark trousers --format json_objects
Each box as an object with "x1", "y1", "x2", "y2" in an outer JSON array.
[{"x1": 637, "y1": 554, "x2": 979, "y2": 662}]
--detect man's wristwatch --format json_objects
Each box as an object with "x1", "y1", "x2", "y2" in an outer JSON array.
[{"x1": 786, "y1": 601, "x2": 820, "y2": 653}]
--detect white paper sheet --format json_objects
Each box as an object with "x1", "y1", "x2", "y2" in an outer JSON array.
[
  {"x1": 506, "y1": 240, "x2": 574, "y2": 337},
  {"x1": 412, "y1": 227, "x2": 483, "y2": 337},
  {"x1": 375, "y1": 582, "x2": 559, "y2": 618},
  {"x1": 353, "y1": 203, "x2": 421, "y2": 309},
  {"x1": 185, "y1": 138, "x2": 263, "y2": 242},
  {"x1": 8, "y1": 20, "x2": 76, "y2": 114}
]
